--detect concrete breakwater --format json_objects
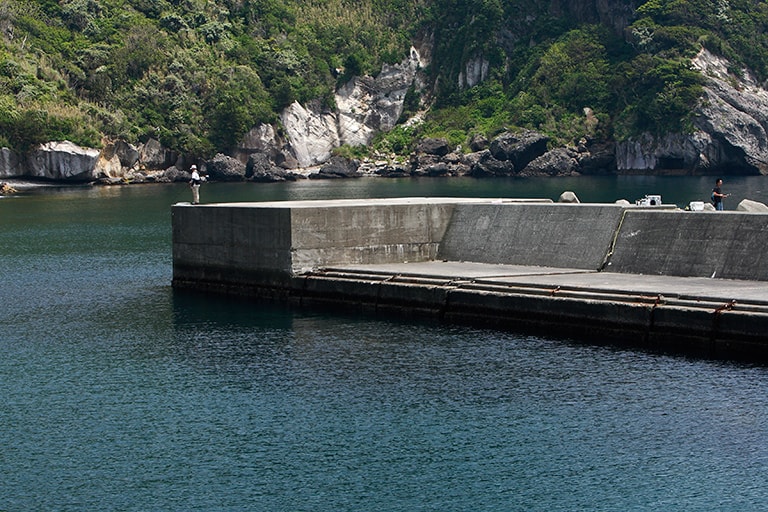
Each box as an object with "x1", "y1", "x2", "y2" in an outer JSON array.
[{"x1": 172, "y1": 198, "x2": 768, "y2": 360}]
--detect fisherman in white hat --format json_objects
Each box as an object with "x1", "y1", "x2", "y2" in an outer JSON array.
[{"x1": 189, "y1": 164, "x2": 204, "y2": 204}]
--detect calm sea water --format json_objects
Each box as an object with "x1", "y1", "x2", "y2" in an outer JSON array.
[{"x1": 2, "y1": 176, "x2": 768, "y2": 511}]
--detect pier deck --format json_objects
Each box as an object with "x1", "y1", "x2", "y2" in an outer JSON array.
[
  {"x1": 297, "y1": 262, "x2": 768, "y2": 360},
  {"x1": 172, "y1": 198, "x2": 768, "y2": 361}
]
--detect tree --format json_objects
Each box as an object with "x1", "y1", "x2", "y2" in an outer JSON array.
[
  {"x1": 207, "y1": 65, "x2": 273, "y2": 150},
  {"x1": 530, "y1": 27, "x2": 612, "y2": 113}
]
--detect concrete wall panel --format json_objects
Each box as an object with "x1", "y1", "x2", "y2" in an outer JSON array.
[
  {"x1": 438, "y1": 203, "x2": 625, "y2": 269},
  {"x1": 608, "y1": 211, "x2": 768, "y2": 280},
  {"x1": 172, "y1": 204, "x2": 293, "y2": 284},
  {"x1": 289, "y1": 202, "x2": 457, "y2": 272},
  {"x1": 174, "y1": 199, "x2": 471, "y2": 283}
]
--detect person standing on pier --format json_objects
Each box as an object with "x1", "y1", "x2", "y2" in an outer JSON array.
[
  {"x1": 712, "y1": 178, "x2": 729, "y2": 210},
  {"x1": 189, "y1": 165, "x2": 205, "y2": 204}
]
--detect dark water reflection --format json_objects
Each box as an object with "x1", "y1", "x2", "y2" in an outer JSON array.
[{"x1": 2, "y1": 176, "x2": 768, "y2": 511}]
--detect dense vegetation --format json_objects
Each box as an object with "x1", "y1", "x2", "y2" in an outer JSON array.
[
  {"x1": 1, "y1": 0, "x2": 768, "y2": 157},
  {"x1": 417, "y1": 0, "x2": 768, "y2": 148}
]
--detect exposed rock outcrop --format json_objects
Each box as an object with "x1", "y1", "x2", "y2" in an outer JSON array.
[
  {"x1": 310, "y1": 156, "x2": 362, "y2": 179},
  {"x1": 206, "y1": 153, "x2": 247, "y2": 181},
  {"x1": 7, "y1": 42, "x2": 768, "y2": 184},
  {"x1": 459, "y1": 57, "x2": 489, "y2": 89},
  {"x1": 0, "y1": 147, "x2": 22, "y2": 179},
  {"x1": 408, "y1": 138, "x2": 469, "y2": 177},
  {"x1": 692, "y1": 49, "x2": 768, "y2": 174},
  {"x1": 29, "y1": 141, "x2": 101, "y2": 181},
  {"x1": 576, "y1": 140, "x2": 616, "y2": 174},
  {"x1": 373, "y1": 162, "x2": 411, "y2": 178},
  {"x1": 234, "y1": 124, "x2": 287, "y2": 165},
  {"x1": 114, "y1": 139, "x2": 140, "y2": 169},
  {"x1": 489, "y1": 131, "x2": 550, "y2": 170},
  {"x1": 417, "y1": 138, "x2": 451, "y2": 157},
  {"x1": 464, "y1": 131, "x2": 551, "y2": 177},
  {"x1": 280, "y1": 102, "x2": 340, "y2": 168},
  {"x1": 615, "y1": 48, "x2": 768, "y2": 175},
  {"x1": 139, "y1": 138, "x2": 178, "y2": 170},
  {"x1": 337, "y1": 46, "x2": 427, "y2": 141},
  {"x1": 355, "y1": 130, "x2": 611, "y2": 178},
  {"x1": 469, "y1": 134, "x2": 489, "y2": 152},
  {"x1": 521, "y1": 148, "x2": 580, "y2": 177},
  {"x1": 615, "y1": 132, "x2": 715, "y2": 174},
  {"x1": 94, "y1": 143, "x2": 123, "y2": 179},
  {"x1": 246, "y1": 153, "x2": 306, "y2": 182},
  {"x1": 281, "y1": 46, "x2": 427, "y2": 167},
  {"x1": 160, "y1": 166, "x2": 191, "y2": 183},
  {"x1": 468, "y1": 151, "x2": 515, "y2": 177}
]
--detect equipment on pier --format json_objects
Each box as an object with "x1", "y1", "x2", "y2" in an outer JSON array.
[{"x1": 636, "y1": 194, "x2": 662, "y2": 206}]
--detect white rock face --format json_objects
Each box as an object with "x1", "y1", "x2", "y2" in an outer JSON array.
[
  {"x1": 281, "y1": 46, "x2": 427, "y2": 167},
  {"x1": 459, "y1": 57, "x2": 489, "y2": 89},
  {"x1": 28, "y1": 141, "x2": 101, "y2": 180},
  {"x1": 234, "y1": 124, "x2": 280, "y2": 163},
  {"x1": 691, "y1": 49, "x2": 768, "y2": 174},
  {"x1": 0, "y1": 140, "x2": 144, "y2": 180},
  {"x1": 280, "y1": 102, "x2": 340, "y2": 168},
  {"x1": 615, "y1": 132, "x2": 717, "y2": 172}
]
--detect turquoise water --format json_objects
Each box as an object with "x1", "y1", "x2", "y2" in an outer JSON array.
[{"x1": 2, "y1": 177, "x2": 768, "y2": 511}]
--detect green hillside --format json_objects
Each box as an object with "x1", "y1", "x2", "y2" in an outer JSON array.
[{"x1": 2, "y1": 0, "x2": 768, "y2": 158}]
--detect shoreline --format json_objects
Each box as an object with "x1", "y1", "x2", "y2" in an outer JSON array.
[{"x1": 1, "y1": 178, "x2": 91, "y2": 190}]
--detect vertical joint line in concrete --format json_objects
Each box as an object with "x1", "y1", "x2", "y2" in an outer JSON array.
[
  {"x1": 442, "y1": 286, "x2": 454, "y2": 321},
  {"x1": 299, "y1": 273, "x2": 312, "y2": 307},
  {"x1": 374, "y1": 277, "x2": 386, "y2": 312},
  {"x1": 375, "y1": 274, "x2": 401, "y2": 312},
  {"x1": 599, "y1": 209, "x2": 629, "y2": 272}
]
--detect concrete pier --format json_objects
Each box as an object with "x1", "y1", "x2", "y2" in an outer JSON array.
[{"x1": 172, "y1": 198, "x2": 768, "y2": 360}]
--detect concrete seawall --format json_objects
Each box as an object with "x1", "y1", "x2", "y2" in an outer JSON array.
[
  {"x1": 173, "y1": 198, "x2": 550, "y2": 288},
  {"x1": 438, "y1": 203, "x2": 624, "y2": 269},
  {"x1": 172, "y1": 198, "x2": 768, "y2": 360}
]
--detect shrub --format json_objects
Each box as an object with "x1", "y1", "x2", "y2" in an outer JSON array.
[
  {"x1": 332, "y1": 144, "x2": 368, "y2": 160},
  {"x1": 206, "y1": 66, "x2": 274, "y2": 150},
  {"x1": 372, "y1": 125, "x2": 416, "y2": 155}
]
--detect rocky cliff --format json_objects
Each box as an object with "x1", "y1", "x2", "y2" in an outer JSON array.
[
  {"x1": 615, "y1": 49, "x2": 768, "y2": 175},
  {"x1": 3, "y1": 43, "x2": 768, "y2": 182},
  {"x1": 547, "y1": 0, "x2": 639, "y2": 35},
  {"x1": 278, "y1": 45, "x2": 428, "y2": 168},
  {"x1": 0, "y1": 42, "x2": 430, "y2": 182}
]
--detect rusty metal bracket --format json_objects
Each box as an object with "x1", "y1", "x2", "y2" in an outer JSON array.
[{"x1": 714, "y1": 300, "x2": 737, "y2": 314}]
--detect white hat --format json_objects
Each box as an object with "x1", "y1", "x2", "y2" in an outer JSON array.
[{"x1": 190, "y1": 165, "x2": 197, "y2": 170}]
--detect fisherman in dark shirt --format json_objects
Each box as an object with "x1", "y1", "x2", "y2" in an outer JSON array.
[{"x1": 712, "y1": 178, "x2": 729, "y2": 211}]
